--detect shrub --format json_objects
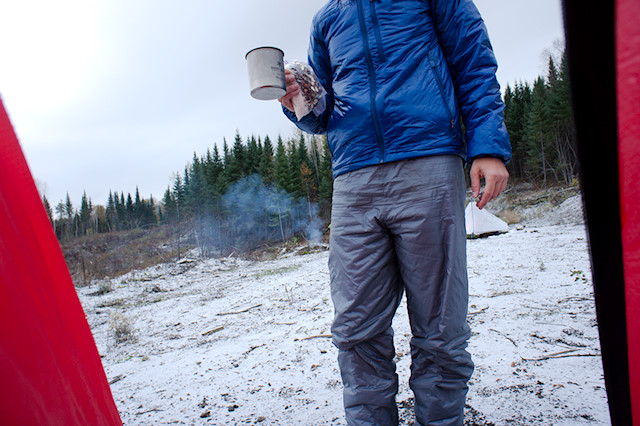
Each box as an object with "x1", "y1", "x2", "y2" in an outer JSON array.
[{"x1": 109, "y1": 312, "x2": 136, "y2": 344}]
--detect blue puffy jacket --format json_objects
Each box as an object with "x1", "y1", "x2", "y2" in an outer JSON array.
[{"x1": 284, "y1": 0, "x2": 511, "y2": 178}]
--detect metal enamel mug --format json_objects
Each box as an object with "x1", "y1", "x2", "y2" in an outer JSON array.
[{"x1": 245, "y1": 47, "x2": 286, "y2": 100}]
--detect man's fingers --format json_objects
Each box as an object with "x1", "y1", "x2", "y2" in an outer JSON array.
[
  {"x1": 278, "y1": 82, "x2": 299, "y2": 112},
  {"x1": 285, "y1": 71, "x2": 296, "y2": 84},
  {"x1": 478, "y1": 170, "x2": 508, "y2": 209},
  {"x1": 470, "y1": 167, "x2": 481, "y2": 199},
  {"x1": 278, "y1": 70, "x2": 300, "y2": 111},
  {"x1": 470, "y1": 158, "x2": 509, "y2": 209},
  {"x1": 477, "y1": 178, "x2": 495, "y2": 209},
  {"x1": 286, "y1": 82, "x2": 299, "y2": 95}
]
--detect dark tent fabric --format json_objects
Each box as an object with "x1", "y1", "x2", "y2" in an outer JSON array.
[
  {"x1": 563, "y1": 0, "x2": 639, "y2": 423},
  {"x1": 617, "y1": 0, "x2": 640, "y2": 421},
  {"x1": 0, "y1": 98, "x2": 121, "y2": 425}
]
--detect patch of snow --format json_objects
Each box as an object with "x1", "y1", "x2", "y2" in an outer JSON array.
[
  {"x1": 518, "y1": 194, "x2": 586, "y2": 227},
  {"x1": 78, "y1": 211, "x2": 608, "y2": 425}
]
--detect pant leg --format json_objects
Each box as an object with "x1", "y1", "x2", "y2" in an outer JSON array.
[
  {"x1": 388, "y1": 156, "x2": 473, "y2": 425},
  {"x1": 329, "y1": 167, "x2": 404, "y2": 426}
]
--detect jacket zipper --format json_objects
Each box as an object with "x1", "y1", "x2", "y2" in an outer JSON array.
[
  {"x1": 357, "y1": 0, "x2": 385, "y2": 163},
  {"x1": 428, "y1": 54, "x2": 455, "y2": 130},
  {"x1": 369, "y1": 0, "x2": 386, "y2": 63}
]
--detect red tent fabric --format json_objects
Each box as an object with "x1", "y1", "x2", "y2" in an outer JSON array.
[
  {"x1": 617, "y1": 0, "x2": 640, "y2": 421},
  {"x1": 564, "y1": 0, "x2": 640, "y2": 422},
  {"x1": 0, "y1": 97, "x2": 121, "y2": 425}
]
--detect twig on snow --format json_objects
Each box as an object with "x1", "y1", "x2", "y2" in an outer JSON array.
[
  {"x1": 216, "y1": 304, "x2": 262, "y2": 316},
  {"x1": 202, "y1": 326, "x2": 224, "y2": 336},
  {"x1": 558, "y1": 295, "x2": 592, "y2": 303},
  {"x1": 489, "y1": 328, "x2": 518, "y2": 346},
  {"x1": 535, "y1": 322, "x2": 567, "y2": 327},
  {"x1": 298, "y1": 334, "x2": 333, "y2": 341},
  {"x1": 108, "y1": 374, "x2": 125, "y2": 385},
  {"x1": 243, "y1": 343, "x2": 266, "y2": 355},
  {"x1": 136, "y1": 408, "x2": 163, "y2": 415},
  {"x1": 521, "y1": 349, "x2": 601, "y2": 362},
  {"x1": 468, "y1": 306, "x2": 488, "y2": 316}
]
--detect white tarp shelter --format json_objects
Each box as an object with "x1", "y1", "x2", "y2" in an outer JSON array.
[{"x1": 465, "y1": 201, "x2": 509, "y2": 238}]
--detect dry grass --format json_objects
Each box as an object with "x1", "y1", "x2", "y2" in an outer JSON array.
[
  {"x1": 109, "y1": 312, "x2": 136, "y2": 344},
  {"x1": 497, "y1": 209, "x2": 522, "y2": 225},
  {"x1": 62, "y1": 225, "x2": 187, "y2": 286}
]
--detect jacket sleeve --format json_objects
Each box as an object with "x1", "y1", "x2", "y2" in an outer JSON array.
[
  {"x1": 431, "y1": 0, "x2": 511, "y2": 163},
  {"x1": 282, "y1": 15, "x2": 334, "y2": 135}
]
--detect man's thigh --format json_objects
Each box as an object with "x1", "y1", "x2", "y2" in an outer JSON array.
[{"x1": 329, "y1": 167, "x2": 402, "y2": 349}]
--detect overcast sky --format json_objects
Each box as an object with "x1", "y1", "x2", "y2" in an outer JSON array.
[{"x1": 0, "y1": 0, "x2": 564, "y2": 210}]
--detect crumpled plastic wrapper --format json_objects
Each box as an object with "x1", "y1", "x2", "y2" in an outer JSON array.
[{"x1": 285, "y1": 61, "x2": 326, "y2": 120}]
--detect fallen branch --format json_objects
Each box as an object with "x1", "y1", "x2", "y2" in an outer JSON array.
[
  {"x1": 558, "y1": 295, "x2": 592, "y2": 303},
  {"x1": 202, "y1": 326, "x2": 224, "y2": 336},
  {"x1": 521, "y1": 349, "x2": 600, "y2": 362},
  {"x1": 108, "y1": 374, "x2": 125, "y2": 385},
  {"x1": 545, "y1": 353, "x2": 601, "y2": 360},
  {"x1": 216, "y1": 304, "x2": 262, "y2": 316},
  {"x1": 468, "y1": 306, "x2": 488, "y2": 316},
  {"x1": 298, "y1": 334, "x2": 333, "y2": 341},
  {"x1": 243, "y1": 343, "x2": 266, "y2": 355},
  {"x1": 489, "y1": 328, "x2": 518, "y2": 346},
  {"x1": 136, "y1": 408, "x2": 163, "y2": 415}
]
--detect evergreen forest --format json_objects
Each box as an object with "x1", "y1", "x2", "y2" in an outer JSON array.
[{"x1": 43, "y1": 49, "x2": 576, "y2": 255}]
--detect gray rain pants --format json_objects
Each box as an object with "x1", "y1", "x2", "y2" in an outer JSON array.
[{"x1": 329, "y1": 156, "x2": 473, "y2": 426}]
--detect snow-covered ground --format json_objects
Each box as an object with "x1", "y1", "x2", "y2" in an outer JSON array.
[{"x1": 77, "y1": 194, "x2": 610, "y2": 425}]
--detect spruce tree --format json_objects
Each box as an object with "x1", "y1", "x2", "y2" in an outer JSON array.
[
  {"x1": 117, "y1": 192, "x2": 127, "y2": 230},
  {"x1": 134, "y1": 187, "x2": 142, "y2": 215},
  {"x1": 126, "y1": 193, "x2": 135, "y2": 229},
  {"x1": 162, "y1": 186, "x2": 177, "y2": 224},
  {"x1": 106, "y1": 191, "x2": 116, "y2": 232},
  {"x1": 274, "y1": 136, "x2": 290, "y2": 192},
  {"x1": 257, "y1": 136, "x2": 264, "y2": 165},
  {"x1": 246, "y1": 135, "x2": 260, "y2": 175},
  {"x1": 524, "y1": 77, "x2": 553, "y2": 185},
  {"x1": 287, "y1": 139, "x2": 304, "y2": 198},
  {"x1": 62, "y1": 193, "x2": 74, "y2": 239},
  {"x1": 546, "y1": 51, "x2": 576, "y2": 183},
  {"x1": 259, "y1": 136, "x2": 275, "y2": 184},
  {"x1": 172, "y1": 174, "x2": 184, "y2": 223},
  {"x1": 79, "y1": 191, "x2": 91, "y2": 235},
  {"x1": 65, "y1": 193, "x2": 74, "y2": 220},
  {"x1": 144, "y1": 195, "x2": 157, "y2": 226},
  {"x1": 504, "y1": 81, "x2": 532, "y2": 181},
  {"x1": 185, "y1": 154, "x2": 204, "y2": 217},
  {"x1": 212, "y1": 144, "x2": 228, "y2": 195},
  {"x1": 226, "y1": 132, "x2": 246, "y2": 184},
  {"x1": 296, "y1": 133, "x2": 311, "y2": 171},
  {"x1": 54, "y1": 201, "x2": 64, "y2": 239}
]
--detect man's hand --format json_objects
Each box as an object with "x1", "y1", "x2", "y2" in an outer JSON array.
[
  {"x1": 470, "y1": 157, "x2": 509, "y2": 209},
  {"x1": 278, "y1": 69, "x2": 299, "y2": 112}
]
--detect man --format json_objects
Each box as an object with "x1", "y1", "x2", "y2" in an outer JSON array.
[{"x1": 279, "y1": 1, "x2": 510, "y2": 424}]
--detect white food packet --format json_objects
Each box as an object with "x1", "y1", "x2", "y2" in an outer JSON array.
[{"x1": 285, "y1": 61, "x2": 326, "y2": 120}]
